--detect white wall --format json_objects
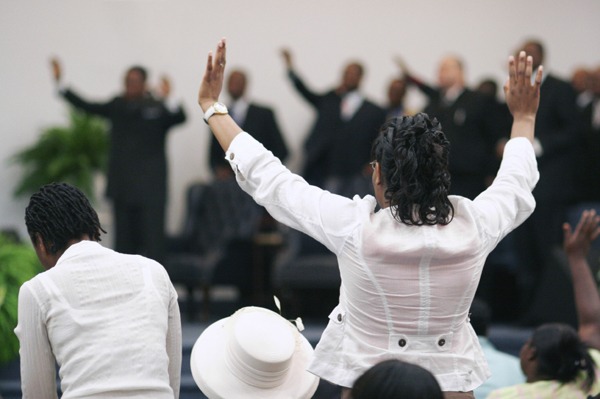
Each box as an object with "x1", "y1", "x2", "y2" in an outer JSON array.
[{"x1": 1, "y1": 0, "x2": 599, "y2": 243}]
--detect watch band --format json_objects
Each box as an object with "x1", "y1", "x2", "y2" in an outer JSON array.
[{"x1": 203, "y1": 102, "x2": 228, "y2": 124}]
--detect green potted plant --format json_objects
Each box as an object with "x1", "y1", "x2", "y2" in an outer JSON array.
[
  {"x1": 12, "y1": 109, "x2": 109, "y2": 200},
  {"x1": 0, "y1": 233, "x2": 42, "y2": 365}
]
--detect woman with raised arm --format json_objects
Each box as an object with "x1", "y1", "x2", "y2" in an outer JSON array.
[
  {"x1": 198, "y1": 39, "x2": 542, "y2": 399},
  {"x1": 488, "y1": 210, "x2": 600, "y2": 398}
]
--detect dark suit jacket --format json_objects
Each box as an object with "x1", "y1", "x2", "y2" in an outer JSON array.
[
  {"x1": 416, "y1": 82, "x2": 501, "y2": 200},
  {"x1": 62, "y1": 89, "x2": 186, "y2": 204},
  {"x1": 532, "y1": 75, "x2": 581, "y2": 203},
  {"x1": 209, "y1": 103, "x2": 288, "y2": 172},
  {"x1": 577, "y1": 99, "x2": 600, "y2": 201},
  {"x1": 288, "y1": 70, "x2": 386, "y2": 186}
]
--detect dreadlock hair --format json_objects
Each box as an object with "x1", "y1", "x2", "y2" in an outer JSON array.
[
  {"x1": 25, "y1": 183, "x2": 105, "y2": 254},
  {"x1": 371, "y1": 113, "x2": 453, "y2": 226},
  {"x1": 530, "y1": 323, "x2": 596, "y2": 391}
]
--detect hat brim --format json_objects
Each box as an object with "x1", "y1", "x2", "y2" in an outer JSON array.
[{"x1": 191, "y1": 314, "x2": 319, "y2": 399}]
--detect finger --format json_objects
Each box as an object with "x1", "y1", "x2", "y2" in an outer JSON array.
[
  {"x1": 508, "y1": 55, "x2": 516, "y2": 87},
  {"x1": 525, "y1": 55, "x2": 533, "y2": 85},
  {"x1": 206, "y1": 51, "x2": 213, "y2": 76},
  {"x1": 216, "y1": 38, "x2": 226, "y2": 71},
  {"x1": 517, "y1": 51, "x2": 526, "y2": 86},
  {"x1": 534, "y1": 65, "x2": 543, "y2": 88},
  {"x1": 563, "y1": 222, "x2": 573, "y2": 244}
]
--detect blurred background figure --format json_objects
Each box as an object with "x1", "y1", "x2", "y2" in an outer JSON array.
[
  {"x1": 398, "y1": 55, "x2": 502, "y2": 200},
  {"x1": 511, "y1": 39, "x2": 582, "y2": 325},
  {"x1": 571, "y1": 67, "x2": 594, "y2": 109},
  {"x1": 576, "y1": 67, "x2": 600, "y2": 206},
  {"x1": 50, "y1": 58, "x2": 186, "y2": 264},
  {"x1": 281, "y1": 48, "x2": 386, "y2": 191},
  {"x1": 209, "y1": 69, "x2": 288, "y2": 180},
  {"x1": 385, "y1": 77, "x2": 408, "y2": 120}
]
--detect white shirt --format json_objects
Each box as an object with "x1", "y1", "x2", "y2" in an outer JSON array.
[
  {"x1": 226, "y1": 133, "x2": 538, "y2": 391},
  {"x1": 15, "y1": 241, "x2": 182, "y2": 399}
]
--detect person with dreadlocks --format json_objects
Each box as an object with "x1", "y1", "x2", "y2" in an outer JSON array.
[
  {"x1": 15, "y1": 183, "x2": 181, "y2": 399},
  {"x1": 198, "y1": 39, "x2": 541, "y2": 398}
]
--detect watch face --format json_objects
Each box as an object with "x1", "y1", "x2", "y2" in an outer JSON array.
[{"x1": 214, "y1": 102, "x2": 228, "y2": 113}]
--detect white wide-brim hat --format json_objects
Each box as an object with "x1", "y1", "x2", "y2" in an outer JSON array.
[{"x1": 191, "y1": 306, "x2": 319, "y2": 399}]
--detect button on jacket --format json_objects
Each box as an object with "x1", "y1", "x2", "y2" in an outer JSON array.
[{"x1": 226, "y1": 133, "x2": 538, "y2": 391}]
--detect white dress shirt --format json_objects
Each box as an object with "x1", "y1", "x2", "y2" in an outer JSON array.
[
  {"x1": 15, "y1": 241, "x2": 181, "y2": 399},
  {"x1": 226, "y1": 133, "x2": 538, "y2": 391}
]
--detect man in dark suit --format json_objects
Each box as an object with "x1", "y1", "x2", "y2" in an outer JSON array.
[
  {"x1": 402, "y1": 56, "x2": 502, "y2": 200},
  {"x1": 281, "y1": 49, "x2": 386, "y2": 189},
  {"x1": 512, "y1": 40, "x2": 582, "y2": 323},
  {"x1": 209, "y1": 69, "x2": 288, "y2": 177},
  {"x1": 577, "y1": 66, "x2": 600, "y2": 203},
  {"x1": 51, "y1": 59, "x2": 186, "y2": 263}
]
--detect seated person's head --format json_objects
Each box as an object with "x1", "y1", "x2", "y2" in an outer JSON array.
[
  {"x1": 520, "y1": 323, "x2": 596, "y2": 390},
  {"x1": 351, "y1": 359, "x2": 444, "y2": 399},
  {"x1": 370, "y1": 113, "x2": 453, "y2": 226}
]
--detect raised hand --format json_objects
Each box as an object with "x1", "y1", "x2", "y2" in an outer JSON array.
[
  {"x1": 157, "y1": 75, "x2": 171, "y2": 98},
  {"x1": 280, "y1": 48, "x2": 293, "y2": 70},
  {"x1": 563, "y1": 209, "x2": 600, "y2": 259},
  {"x1": 50, "y1": 57, "x2": 62, "y2": 83},
  {"x1": 504, "y1": 51, "x2": 543, "y2": 120},
  {"x1": 198, "y1": 38, "x2": 227, "y2": 112},
  {"x1": 393, "y1": 55, "x2": 410, "y2": 77}
]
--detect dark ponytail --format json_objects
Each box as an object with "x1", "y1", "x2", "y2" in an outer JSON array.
[
  {"x1": 532, "y1": 323, "x2": 596, "y2": 391},
  {"x1": 371, "y1": 113, "x2": 453, "y2": 226}
]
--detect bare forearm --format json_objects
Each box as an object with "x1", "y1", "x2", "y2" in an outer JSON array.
[
  {"x1": 510, "y1": 116, "x2": 536, "y2": 143},
  {"x1": 570, "y1": 254, "x2": 600, "y2": 346},
  {"x1": 201, "y1": 108, "x2": 243, "y2": 152}
]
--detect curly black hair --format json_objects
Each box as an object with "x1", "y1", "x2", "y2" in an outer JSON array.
[
  {"x1": 25, "y1": 183, "x2": 105, "y2": 254},
  {"x1": 371, "y1": 113, "x2": 453, "y2": 225},
  {"x1": 531, "y1": 323, "x2": 596, "y2": 391}
]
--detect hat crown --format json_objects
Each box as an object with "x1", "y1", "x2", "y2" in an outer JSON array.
[{"x1": 225, "y1": 308, "x2": 295, "y2": 389}]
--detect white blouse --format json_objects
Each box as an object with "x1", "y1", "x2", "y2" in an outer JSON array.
[
  {"x1": 15, "y1": 241, "x2": 181, "y2": 398},
  {"x1": 226, "y1": 133, "x2": 538, "y2": 391}
]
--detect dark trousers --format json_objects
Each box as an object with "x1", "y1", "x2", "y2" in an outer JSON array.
[
  {"x1": 513, "y1": 201, "x2": 566, "y2": 321},
  {"x1": 113, "y1": 198, "x2": 166, "y2": 263}
]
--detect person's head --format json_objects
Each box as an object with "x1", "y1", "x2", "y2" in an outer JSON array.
[
  {"x1": 520, "y1": 323, "x2": 596, "y2": 391},
  {"x1": 370, "y1": 113, "x2": 453, "y2": 226},
  {"x1": 571, "y1": 68, "x2": 591, "y2": 94},
  {"x1": 227, "y1": 69, "x2": 248, "y2": 100},
  {"x1": 437, "y1": 56, "x2": 465, "y2": 90},
  {"x1": 124, "y1": 65, "x2": 148, "y2": 99},
  {"x1": 469, "y1": 298, "x2": 492, "y2": 337},
  {"x1": 388, "y1": 78, "x2": 407, "y2": 108},
  {"x1": 591, "y1": 67, "x2": 600, "y2": 97},
  {"x1": 476, "y1": 78, "x2": 499, "y2": 99},
  {"x1": 341, "y1": 62, "x2": 364, "y2": 92},
  {"x1": 519, "y1": 40, "x2": 544, "y2": 70},
  {"x1": 25, "y1": 183, "x2": 104, "y2": 269},
  {"x1": 351, "y1": 359, "x2": 444, "y2": 399}
]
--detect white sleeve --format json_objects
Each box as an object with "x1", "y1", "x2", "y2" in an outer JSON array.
[
  {"x1": 472, "y1": 137, "x2": 539, "y2": 245},
  {"x1": 15, "y1": 282, "x2": 58, "y2": 399},
  {"x1": 166, "y1": 283, "x2": 182, "y2": 399},
  {"x1": 226, "y1": 132, "x2": 376, "y2": 255}
]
